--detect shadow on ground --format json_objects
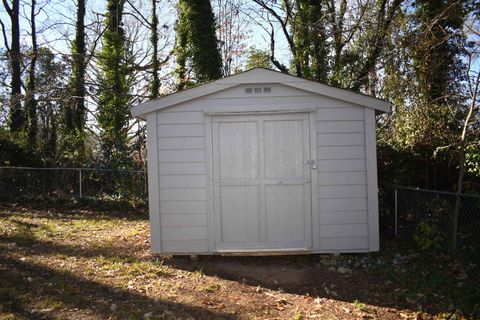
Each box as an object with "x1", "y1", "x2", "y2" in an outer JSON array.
[
  {"x1": 0, "y1": 254, "x2": 236, "y2": 320},
  {"x1": 0, "y1": 209, "x2": 235, "y2": 319},
  {"x1": 165, "y1": 238, "x2": 480, "y2": 318},
  {"x1": 1, "y1": 206, "x2": 478, "y2": 319},
  {"x1": 0, "y1": 203, "x2": 148, "y2": 221}
]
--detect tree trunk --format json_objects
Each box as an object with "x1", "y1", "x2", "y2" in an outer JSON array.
[
  {"x1": 2, "y1": 0, "x2": 24, "y2": 132},
  {"x1": 351, "y1": 0, "x2": 403, "y2": 91},
  {"x1": 150, "y1": 0, "x2": 159, "y2": 98},
  {"x1": 64, "y1": 0, "x2": 86, "y2": 162},
  {"x1": 97, "y1": 0, "x2": 131, "y2": 168},
  {"x1": 451, "y1": 71, "x2": 480, "y2": 250},
  {"x1": 452, "y1": 145, "x2": 465, "y2": 250},
  {"x1": 26, "y1": 0, "x2": 38, "y2": 150},
  {"x1": 73, "y1": 0, "x2": 86, "y2": 140}
]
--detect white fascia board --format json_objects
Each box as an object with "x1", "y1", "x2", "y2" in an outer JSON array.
[
  {"x1": 220, "y1": 68, "x2": 304, "y2": 84},
  {"x1": 282, "y1": 81, "x2": 390, "y2": 112},
  {"x1": 130, "y1": 82, "x2": 239, "y2": 118}
]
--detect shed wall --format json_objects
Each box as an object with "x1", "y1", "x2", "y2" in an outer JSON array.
[{"x1": 151, "y1": 83, "x2": 372, "y2": 253}]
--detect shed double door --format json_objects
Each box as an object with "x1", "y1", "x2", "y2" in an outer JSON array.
[{"x1": 212, "y1": 113, "x2": 312, "y2": 251}]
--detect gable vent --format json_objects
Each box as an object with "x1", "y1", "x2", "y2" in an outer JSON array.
[{"x1": 245, "y1": 87, "x2": 272, "y2": 94}]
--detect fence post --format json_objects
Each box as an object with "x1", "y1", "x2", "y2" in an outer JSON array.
[
  {"x1": 452, "y1": 193, "x2": 461, "y2": 251},
  {"x1": 394, "y1": 187, "x2": 398, "y2": 238},
  {"x1": 79, "y1": 169, "x2": 82, "y2": 198}
]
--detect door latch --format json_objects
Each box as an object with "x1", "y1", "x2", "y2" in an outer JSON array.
[{"x1": 305, "y1": 160, "x2": 317, "y2": 169}]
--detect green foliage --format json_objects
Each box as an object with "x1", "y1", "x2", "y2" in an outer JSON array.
[
  {"x1": 291, "y1": 0, "x2": 327, "y2": 82},
  {"x1": 199, "y1": 283, "x2": 221, "y2": 293},
  {"x1": 393, "y1": 103, "x2": 461, "y2": 155},
  {"x1": 353, "y1": 299, "x2": 368, "y2": 312},
  {"x1": 411, "y1": 0, "x2": 466, "y2": 104},
  {"x1": 290, "y1": 311, "x2": 303, "y2": 320},
  {"x1": 34, "y1": 48, "x2": 68, "y2": 165},
  {"x1": 437, "y1": 312, "x2": 459, "y2": 320},
  {"x1": 0, "y1": 48, "x2": 67, "y2": 166},
  {"x1": 383, "y1": 0, "x2": 466, "y2": 153},
  {"x1": 413, "y1": 221, "x2": 445, "y2": 251},
  {"x1": 465, "y1": 144, "x2": 480, "y2": 178},
  {"x1": 175, "y1": 0, "x2": 223, "y2": 89},
  {"x1": 0, "y1": 0, "x2": 476, "y2": 201},
  {"x1": 245, "y1": 47, "x2": 273, "y2": 70},
  {"x1": 97, "y1": 0, "x2": 132, "y2": 168},
  {"x1": 63, "y1": 0, "x2": 87, "y2": 164},
  {"x1": 377, "y1": 0, "x2": 474, "y2": 194},
  {"x1": 0, "y1": 129, "x2": 42, "y2": 166}
]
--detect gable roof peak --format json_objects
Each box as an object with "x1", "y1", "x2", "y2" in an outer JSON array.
[{"x1": 131, "y1": 68, "x2": 390, "y2": 118}]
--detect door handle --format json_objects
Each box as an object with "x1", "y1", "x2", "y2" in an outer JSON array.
[{"x1": 305, "y1": 160, "x2": 317, "y2": 169}]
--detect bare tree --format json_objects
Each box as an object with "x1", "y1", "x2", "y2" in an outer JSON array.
[
  {"x1": 252, "y1": 0, "x2": 299, "y2": 75},
  {"x1": 1, "y1": 0, "x2": 24, "y2": 131},
  {"x1": 214, "y1": 0, "x2": 251, "y2": 75}
]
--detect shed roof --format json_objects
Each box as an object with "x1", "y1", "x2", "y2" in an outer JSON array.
[{"x1": 131, "y1": 68, "x2": 390, "y2": 118}]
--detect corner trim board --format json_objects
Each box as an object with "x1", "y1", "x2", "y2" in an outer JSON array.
[
  {"x1": 364, "y1": 108, "x2": 380, "y2": 251},
  {"x1": 147, "y1": 112, "x2": 162, "y2": 253}
]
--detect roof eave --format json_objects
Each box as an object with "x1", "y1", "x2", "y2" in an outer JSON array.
[{"x1": 130, "y1": 68, "x2": 391, "y2": 118}]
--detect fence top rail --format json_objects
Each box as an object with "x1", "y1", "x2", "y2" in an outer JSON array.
[
  {"x1": 0, "y1": 166, "x2": 147, "y2": 173},
  {"x1": 396, "y1": 185, "x2": 480, "y2": 199}
]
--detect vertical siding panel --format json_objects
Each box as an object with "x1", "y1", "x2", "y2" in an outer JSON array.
[{"x1": 364, "y1": 108, "x2": 380, "y2": 251}]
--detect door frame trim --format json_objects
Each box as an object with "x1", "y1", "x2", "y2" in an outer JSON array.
[
  {"x1": 205, "y1": 109, "x2": 318, "y2": 252},
  {"x1": 205, "y1": 113, "x2": 215, "y2": 253},
  {"x1": 309, "y1": 110, "x2": 319, "y2": 251},
  {"x1": 204, "y1": 105, "x2": 316, "y2": 115}
]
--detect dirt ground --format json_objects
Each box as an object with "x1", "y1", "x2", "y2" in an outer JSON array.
[{"x1": 0, "y1": 204, "x2": 478, "y2": 320}]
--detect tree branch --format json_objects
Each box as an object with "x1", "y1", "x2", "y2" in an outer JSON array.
[
  {"x1": 1, "y1": 0, "x2": 12, "y2": 16},
  {"x1": 0, "y1": 18, "x2": 10, "y2": 51},
  {"x1": 268, "y1": 22, "x2": 288, "y2": 73}
]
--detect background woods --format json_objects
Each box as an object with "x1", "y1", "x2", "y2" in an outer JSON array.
[{"x1": 0, "y1": 0, "x2": 479, "y2": 197}]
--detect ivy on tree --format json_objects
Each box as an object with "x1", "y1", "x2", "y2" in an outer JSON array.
[
  {"x1": 175, "y1": 0, "x2": 223, "y2": 89},
  {"x1": 97, "y1": 0, "x2": 131, "y2": 168},
  {"x1": 63, "y1": 0, "x2": 87, "y2": 164}
]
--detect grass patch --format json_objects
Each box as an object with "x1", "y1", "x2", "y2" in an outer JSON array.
[
  {"x1": 199, "y1": 283, "x2": 222, "y2": 293},
  {"x1": 290, "y1": 311, "x2": 303, "y2": 320},
  {"x1": 1, "y1": 205, "x2": 480, "y2": 320},
  {"x1": 95, "y1": 256, "x2": 172, "y2": 279},
  {"x1": 353, "y1": 299, "x2": 368, "y2": 312},
  {"x1": 192, "y1": 269, "x2": 205, "y2": 280}
]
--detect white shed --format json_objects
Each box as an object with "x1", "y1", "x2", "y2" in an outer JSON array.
[{"x1": 131, "y1": 68, "x2": 389, "y2": 255}]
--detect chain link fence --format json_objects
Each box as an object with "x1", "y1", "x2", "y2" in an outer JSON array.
[
  {"x1": 395, "y1": 186, "x2": 480, "y2": 253},
  {"x1": 0, "y1": 167, "x2": 148, "y2": 206}
]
